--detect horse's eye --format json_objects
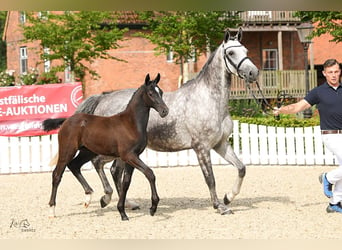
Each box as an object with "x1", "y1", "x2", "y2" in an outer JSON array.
[{"x1": 228, "y1": 51, "x2": 234, "y2": 56}]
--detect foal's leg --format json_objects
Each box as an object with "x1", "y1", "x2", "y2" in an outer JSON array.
[
  {"x1": 49, "y1": 148, "x2": 78, "y2": 218},
  {"x1": 91, "y1": 156, "x2": 114, "y2": 208},
  {"x1": 116, "y1": 164, "x2": 135, "y2": 221},
  {"x1": 192, "y1": 140, "x2": 233, "y2": 215},
  {"x1": 119, "y1": 153, "x2": 159, "y2": 220},
  {"x1": 110, "y1": 159, "x2": 140, "y2": 210},
  {"x1": 68, "y1": 148, "x2": 97, "y2": 207}
]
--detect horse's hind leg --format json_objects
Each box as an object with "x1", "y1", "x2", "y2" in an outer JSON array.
[
  {"x1": 110, "y1": 159, "x2": 140, "y2": 210},
  {"x1": 49, "y1": 148, "x2": 78, "y2": 218},
  {"x1": 116, "y1": 164, "x2": 135, "y2": 221},
  {"x1": 192, "y1": 141, "x2": 233, "y2": 215},
  {"x1": 214, "y1": 139, "x2": 245, "y2": 205},
  {"x1": 91, "y1": 156, "x2": 114, "y2": 208},
  {"x1": 68, "y1": 148, "x2": 97, "y2": 207}
]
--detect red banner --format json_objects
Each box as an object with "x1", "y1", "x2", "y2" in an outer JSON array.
[{"x1": 0, "y1": 83, "x2": 83, "y2": 136}]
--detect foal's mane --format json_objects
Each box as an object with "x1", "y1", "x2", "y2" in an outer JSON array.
[{"x1": 125, "y1": 83, "x2": 146, "y2": 107}]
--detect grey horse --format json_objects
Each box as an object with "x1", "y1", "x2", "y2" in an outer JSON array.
[{"x1": 71, "y1": 28, "x2": 259, "y2": 215}]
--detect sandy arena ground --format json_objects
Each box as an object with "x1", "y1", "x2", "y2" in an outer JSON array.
[{"x1": 0, "y1": 165, "x2": 341, "y2": 239}]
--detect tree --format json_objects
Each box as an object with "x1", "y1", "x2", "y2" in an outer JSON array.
[
  {"x1": 135, "y1": 11, "x2": 241, "y2": 82},
  {"x1": 0, "y1": 11, "x2": 7, "y2": 71},
  {"x1": 22, "y1": 11, "x2": 128, "y2": 82},
  {"x1": 295, "y1": 11, "x2": 342, "y2": 43}
]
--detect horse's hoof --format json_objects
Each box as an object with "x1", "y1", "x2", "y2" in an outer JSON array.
[
  {"x1": 223, "y1": 194, "x2": 231, "y2": 205},
  {"x1": 121, "y1": 216, "x2": 129, "y2": 221},
  {"x1": 150, "y1": 207, "x2": 157, "y2": 216},
  {"x1": 131, "y1": 204, "x2": 140, "y2": 210},
  {"x1": 49, "y1": 206, "x2": 56, "y2": 218},
  {"x1": 100, "y1": 197, "x2": 108, "y2": 208},
  {"x1": 221, "y1": 208, "x2": 234, "y2": 215},
  {"x1": 217, "y1": 204, "x2": 234, "y2": 215},
  {"x1": 84, "y1": 193, "x2": 92, "y2": 208}
]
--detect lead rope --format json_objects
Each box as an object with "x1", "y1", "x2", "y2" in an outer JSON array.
[{"x1": 246, "y1": 80, "x2": 279, "y2": 119}]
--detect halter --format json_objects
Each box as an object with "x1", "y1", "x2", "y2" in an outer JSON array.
[{"x1": 222, "y1": 43, "x2": 251, "y2": 79}]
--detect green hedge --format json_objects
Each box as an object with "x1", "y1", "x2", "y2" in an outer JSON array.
[{"x1": 233, "y1": 116, "x2": 320, "y2": 127}]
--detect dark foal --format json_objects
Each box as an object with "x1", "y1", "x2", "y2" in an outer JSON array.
[{"x1": 42, "y1": 73, "x2": 168, "y2": 220}]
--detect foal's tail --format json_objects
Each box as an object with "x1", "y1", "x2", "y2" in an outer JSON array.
[{"x1": 42, "y1": 118, "x2": 67, "y2": 132}]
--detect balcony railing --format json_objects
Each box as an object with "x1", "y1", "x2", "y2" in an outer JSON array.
[
  {"x1": 230, "y1": 70, "x2": 317, "y2": 99},
  {"x1": 239, "y1": 11, "x2": 301, "y2": 23}
]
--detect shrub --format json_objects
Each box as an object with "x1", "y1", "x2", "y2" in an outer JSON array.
[
  {"x1": 20, "y1": 68, "x2": 39, "y2": 85},
  {"x1": 0, "y1": 71, "x2": 15, "y2": 86},
  {"x1": 36, "y1": 71, "x2": 60, "y2": 84}
]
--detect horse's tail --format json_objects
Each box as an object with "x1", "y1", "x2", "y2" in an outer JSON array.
[
  {"x1": 76, "y1": 93, "x2": 103, "y2": 115},
  {"x1": 42, "y1": 118, "x2": 67, "y2": 131}
]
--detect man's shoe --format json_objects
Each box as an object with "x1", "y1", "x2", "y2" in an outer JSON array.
[
  {"x1": 326, "y1": 203, "x2": 342, "y2": 213},
  {"x1": 319, "y1": 173, "x2": 333, "y2": 198}
]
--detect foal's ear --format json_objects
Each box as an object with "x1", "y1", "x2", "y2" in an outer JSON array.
[
  {"x1": 224, "y1": 29, "x2": 230, "y2": 43},
  {"x1": 236, "y1": 27, "x2": 243, "y2": 42},
  {"x1": 155, "y1": 73, "x2": 160, "y2": 84},
  {"x1": 145, "y1": 74, "x2": 151, "y2": 85}
]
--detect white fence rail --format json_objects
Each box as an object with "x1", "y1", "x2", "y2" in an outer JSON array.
[{"x1": 0, "y1": 120, "x2": 336, "y2": 174}]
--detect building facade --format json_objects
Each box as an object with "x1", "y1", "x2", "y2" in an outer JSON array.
[{"x1": 3, "y1": 11, "x2": 342, "y2": 98}]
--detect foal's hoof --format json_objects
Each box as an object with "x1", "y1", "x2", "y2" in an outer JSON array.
[
  {"x1": 121, "y1": 215, "x2": 129, "y2": 221},
  {"x1": 217, "y1": 204, "x2": 234, "y2": 215},
  {"x1": 100, "y1": 198, "x2": 107, "y2": 208},
  {"x1": 84, "y1": 193, "x2": 92, "y2": 208},
  {"x1": 223, "y1": 194, "x2": 231, "y2": 205},
  {"x1": 150, "y1": 207, "x2": 157, "y2": 216}
]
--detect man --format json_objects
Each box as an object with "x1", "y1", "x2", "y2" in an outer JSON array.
[{"x1": 273, "y1": 58, "x2": 342, "y2": 213}]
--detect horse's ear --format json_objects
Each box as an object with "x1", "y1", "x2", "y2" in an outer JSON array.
[
  {"x1": 155, "y1": 73, "x2": 160, "y2": 84},
  {"x1": 145, "y1": 74, "x2": 151, "y2": 85},
  {"x1": 224, "y1": 29, "x2": 230, "y2": 43},
  {"x1": 237, "y1": 27, "x2": 243, "y2": 42}
]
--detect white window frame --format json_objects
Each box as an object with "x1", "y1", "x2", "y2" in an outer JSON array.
[
  {"x1": 64, "y1": 65, "x2": 72, "y2": 83},
  {"x1": 166, "y1": 50, "x2": 173, "y2": 63},
  {"x1": 19, "y1": 46, "x2": 28, "y2": 74},
  {"x1": 262, "y1": 49, "x2": 278, "y2": 70},
  {"x1": 43, "y1": 47, "x2": 51, "y2": 73},
  {"x1": 19, "y1": 12, "x2": 26, "y2": 24}
]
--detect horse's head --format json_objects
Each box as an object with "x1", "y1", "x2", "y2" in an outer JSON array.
[
  {"x1": 143, "y1": 73, "x2": 169, "y2": 118},
  {"x1": 222, "y1": 28, "x2": 259, "y2": 83}
]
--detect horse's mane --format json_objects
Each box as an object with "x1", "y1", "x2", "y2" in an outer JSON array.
[
  {"x1": 125, "y1": 84, "x2": 145, "y2": 107},
  {"x1": 180, "y1": 47, "x2": 219, "y2": 88}
]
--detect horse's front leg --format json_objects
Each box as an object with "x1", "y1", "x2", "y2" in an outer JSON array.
[
  {"x1": 192, "y1": 140, "x2": 233, "y2": 215},
  {"x1": 110, "y1": 159, "x2": 140, "y2": 210},
  {"x1": 116, "y1": 164, "x2": 135, "y2": 221},
  {"x1": 123, "y1": 154, "x2": 159, "y2": 217},
  {"x1": 214, "y1": 138, "x2": 246, "y2": 205}
]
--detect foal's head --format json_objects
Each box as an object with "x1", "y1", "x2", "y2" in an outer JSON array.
[{"x1": 142, "y1": 73, "x2": 169, "y2": 118}]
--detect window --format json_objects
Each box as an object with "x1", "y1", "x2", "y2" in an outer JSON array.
[
  {"x1": 38, "y1": 11, "x2": 49, "y2": 20},
  {"x1": 166, "y1": 50, "x2": 173, "y2": 63},
  {"x1": 19, "y1": 12, "x2": 26, "y2": 24},
  {"x1": 20, "y1": 47, "x2": 28, "y2": 74},
  {"x1": 65, "y1": 64, "x2": 72, "y2": 82},
  {"x1": 43, "y1": 47, "x2": 51, "y2": 72},
  {"x1": 262, "y1": 49, "x2": 278, "y2": 70}
]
